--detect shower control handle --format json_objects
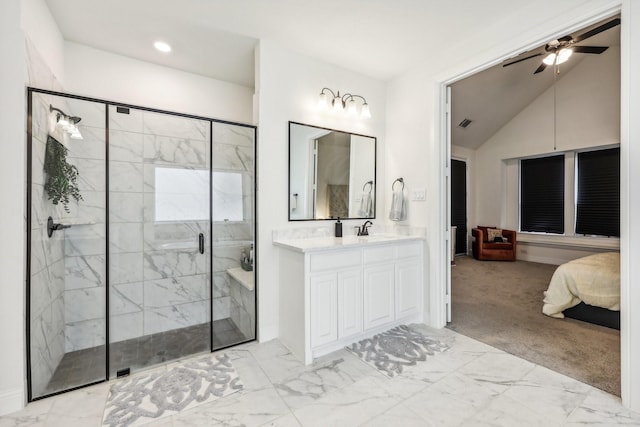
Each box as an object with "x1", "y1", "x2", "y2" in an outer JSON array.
[
  {"x1": 198, "y1": 233, "x2": 205, "y2": 254},
  {"x1": 47, "y1": 216, "x2": 71, "y2": 238}
]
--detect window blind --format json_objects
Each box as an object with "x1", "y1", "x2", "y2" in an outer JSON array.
[
  {"x1": 520, "y1": 155, "x2": 564, "y2": 234},
  {"x1": 575, "y1": 147, "x2": 620, "y2": 237}
]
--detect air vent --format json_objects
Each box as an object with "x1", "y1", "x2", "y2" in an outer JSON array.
[
  {"x1": 116, "y1": 368, "x2": 130, "y2": 378},
  {"x1": 458, "y1": 118, "x2": 473, "y2": 129},
  {"x1": 116, "y1": 106, "x2": 130, "y2": 114}
]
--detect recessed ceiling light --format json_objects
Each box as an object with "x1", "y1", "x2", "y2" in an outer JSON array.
[{"x1": 154, "y1": 41, "x2": 172, "y2": 53}]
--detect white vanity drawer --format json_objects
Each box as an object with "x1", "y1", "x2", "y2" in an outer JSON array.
[
  {"x1": 397, "y1": 241, "x2": 422, "y2": 259},
  {"x1": 363, "y1": 245, "x2": 396, "y2": 264},
  {"x1": 310, "y1": 250, "x2": 361, "y2": 272}
]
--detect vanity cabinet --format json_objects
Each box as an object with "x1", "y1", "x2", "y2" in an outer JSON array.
[
  {"x1": 363, "y1": 264, "x2": 395, "y2": 329},
  {"x1": 275, "y1": 236, "x2": 424, "y2": 364}
]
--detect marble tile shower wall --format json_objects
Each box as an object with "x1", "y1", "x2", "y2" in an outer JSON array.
[
  {"x1": 211, "y1": 123, "x2": 255, "y2": 333},
  {"x1": 27, "y1": 34, "x2": 78, "y2": 396},
  {"x1": 30, "y1": 92, "x2": 68, "y2": 397},
  {"x1": 62, "y1": 98, "x2": 108, "y2": 353},
  {"x1": 107, "y1": 108, "x2": 212, "y2": 344}
]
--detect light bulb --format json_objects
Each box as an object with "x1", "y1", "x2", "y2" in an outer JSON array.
[
  {"x1": 70, "y1": 130, "x2": 83, "y2": 140},
  {"x1": 557, "y1": 48, "x2": 573, "y2": 64},
  {"x1": 361, "y1": 103, "x2": 371, "y2": 119},
  {"x1": 58, "y1": 116, "x2": 69, "y2": 127},
  {"x1": 543, "y1": 53, "x2": 557, "y2": 65},
  {"x1": 318, "y1": 92, "x2": 329, "y2": 109},
  {"x1": 543, "y1": 48, "x2": 572, "y2": 66},
  {"x1": 347, "y1": 99, "x2": 357, "y2": 115},
  {"x1": 332, "y1": 96, "x2": 343, "y2": 112},
  {"x1": 154, "y1": 41, "x2": 172, "y2": 53}
]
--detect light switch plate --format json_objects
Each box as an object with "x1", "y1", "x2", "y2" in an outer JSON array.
[{"x1": 412, "y1": 189, "x2": 426, "y2": 201}]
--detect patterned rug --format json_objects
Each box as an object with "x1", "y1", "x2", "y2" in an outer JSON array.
[
  {"x1": 346, "y1": 325, "x2": 449, "y2": 377},
  {"x1": 102, "y1": 353, "x2": 243, "y2": 427}
]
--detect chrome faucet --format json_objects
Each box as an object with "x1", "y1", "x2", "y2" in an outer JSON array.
[{"x1": 357, "y1": 220, "x2": 373, "y2": 236}]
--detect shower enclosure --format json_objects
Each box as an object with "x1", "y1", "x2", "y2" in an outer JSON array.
[{"x1": 27, "y1": 89, "x2": 256, "y2": 400}]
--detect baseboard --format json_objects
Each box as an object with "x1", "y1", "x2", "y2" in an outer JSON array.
[
  {"x1": 0, "y1": 387, "x2": 24, "y2": 416},
  {"x1": 517, "y1": 253, "x2": 562, "y2": 265}
]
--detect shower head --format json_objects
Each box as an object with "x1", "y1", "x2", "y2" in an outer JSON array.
[{"x1": 50, "y1": 105, "x2": 83, "y2": 139}]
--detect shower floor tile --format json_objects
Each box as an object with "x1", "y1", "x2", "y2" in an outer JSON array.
[{"x1": 43, "y1": 319, "x2": 250, "y2": 396}]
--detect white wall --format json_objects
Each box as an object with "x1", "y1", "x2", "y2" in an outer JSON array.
[
  {"x1": 20, "y1": 0, "x2": 64, "y2": 84},
  {"x1": 0, "y1": 0, "x2": 27, "y2": 415},
  {"x1": 255, "y1": 39, "x2": 386, "y2": 341},
  {"x1": 64, "y1": 42, "x2": 253, "y2": 124}
]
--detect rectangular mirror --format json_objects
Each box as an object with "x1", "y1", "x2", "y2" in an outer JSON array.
[{"x1": 289, "y1": 121, "x2": 376, "y2": 221}]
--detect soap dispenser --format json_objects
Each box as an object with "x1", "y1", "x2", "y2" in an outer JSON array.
[{"x1": 335, "y1": 218, "x2": 343, "y2": 237}]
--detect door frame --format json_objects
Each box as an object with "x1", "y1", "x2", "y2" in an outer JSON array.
[{"x1": 432, "y1": 3, "x2": 640, "y2": 408}]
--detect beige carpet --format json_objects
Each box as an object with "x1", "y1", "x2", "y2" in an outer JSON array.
[{"x1": 448, "y1": 256, "x2": 620, "y2": 396}]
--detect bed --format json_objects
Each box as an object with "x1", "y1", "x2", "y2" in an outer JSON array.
[{"x1": 542, "y1": 252, "x2": 620, "y2": 329}]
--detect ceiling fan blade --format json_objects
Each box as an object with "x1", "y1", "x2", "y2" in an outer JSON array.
[
  {"x1": 572, "y1": 45, "x2": 609, "y2": 54},
  {"x1": 503, "y1": 53, "x2": 543, "y2": 67},
  {"x1": 573, "y1": 18, "x2": 621, "y2": 43},
  {"x1": 534, "y1": 63, "x2": 547, "y2": 74}
]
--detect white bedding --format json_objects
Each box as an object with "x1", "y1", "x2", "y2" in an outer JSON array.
[{"x1": 542, "y1": 252, "x2": 620, "y2": 318}]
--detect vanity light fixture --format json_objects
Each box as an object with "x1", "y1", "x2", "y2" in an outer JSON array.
[
  {"x1": 318, "y1": 87, "x2": 371, "y2": 119},
  {"x1": 153, "y1": 40, "x2": 172, "y2": 53},
  {"x1": 50, "y1": 105, "x2": 83, "y2": 140}
]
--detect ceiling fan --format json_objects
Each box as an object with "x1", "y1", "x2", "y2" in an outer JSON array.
[{"x1": 503, "y1": 18, "x2": 620, "y2": 74}]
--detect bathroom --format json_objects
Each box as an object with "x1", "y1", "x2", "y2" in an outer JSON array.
[{"x1": 2, "y1": 1, "x2": 392, "y2": 408}]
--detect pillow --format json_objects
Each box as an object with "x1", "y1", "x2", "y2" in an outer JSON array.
[{"x1": 487, "y1": 228, "x2": 503, "y2": 242}]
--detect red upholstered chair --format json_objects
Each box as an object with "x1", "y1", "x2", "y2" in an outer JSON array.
[{"x1": 471, "y1": 226, "x2": 517, "y2": 261}]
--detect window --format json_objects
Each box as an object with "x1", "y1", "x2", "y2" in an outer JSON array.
[
  {"x1": 575, "y1": 147, "x2": 620, "y2": 237},
  {"x1": 155, "y1": 167, "x2": 209, "y2": 222},
  {"x1": 212, "y1": 171, "x2": 245, "y2": 222},
  {"x1": 520, "y1": 155, "x2": 565, "y2": 234}
]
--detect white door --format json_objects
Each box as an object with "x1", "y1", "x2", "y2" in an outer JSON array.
[
  {"x1": 310, "y1": 273, "x2": 338, "y2": 348},
  {"x1": 395, "y1": 259, "x2": 421, "y2": 319},
  {"x1": 363, "y1": 264, "x2": 395, "y2": 330},
  {"x1": 338, "y1": 269, "x2": 363, "y2": 339}
]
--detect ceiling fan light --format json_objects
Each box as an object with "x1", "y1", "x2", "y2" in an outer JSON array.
[
  {"x1": 557, "y1": 48, "x2": 573, "y2": 64},
  {"x1": 543, "y1": 53, "x2": 557, "y2": 65}
]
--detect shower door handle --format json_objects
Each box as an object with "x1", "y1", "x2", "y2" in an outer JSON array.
[{"x1": 198, "y1": 233, "x2": 205, "y2": 254}]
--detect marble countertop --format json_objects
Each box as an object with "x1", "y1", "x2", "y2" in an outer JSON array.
[{"x1": 272, "y1": 234, "x2": 424, "y2": 253}]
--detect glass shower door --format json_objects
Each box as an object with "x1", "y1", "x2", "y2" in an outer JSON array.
[
  {"x1": 108, "y1": 106, "x2": 211, "y2": 376},
  {"x1": 28, "y1": 92, "x2": 107, "y2": 399}
]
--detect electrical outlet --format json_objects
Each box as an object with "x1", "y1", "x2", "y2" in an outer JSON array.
[{"x1": 412, "y1": 189, "x2": 426, "y2": 201}]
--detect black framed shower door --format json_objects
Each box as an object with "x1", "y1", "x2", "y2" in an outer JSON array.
[{"x1": 26, "y1": 88, "x2": 257, "y2": 401}]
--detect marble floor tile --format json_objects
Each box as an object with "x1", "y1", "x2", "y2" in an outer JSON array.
[
  {"x1": 469, "y1": 393, "x2": 558, "y2": 427},
  {"x1": 502, "y1": 365, "x2": 591, "y2": 425},
  {"x1": 170, "y1": 387, "x2": 290, "y2": 427},
  {"x1": 258, "y1": 413, "x2": 302, "y2": 427},
  {"x1": 360, "y1": 403, "x2": 433, "y2": 427},
  {"x1": 292, "y1": 377, "x2": 400, "y2": 427},
  {"x1": 565, "y1": 388, "x2": 640, "y2": 426},
  {"x1": 273, "y1": 350, "x2": 372, "y2": 410},
  {"x1": 4, "y1": 326, "x2": 640, "y2": 427}
]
